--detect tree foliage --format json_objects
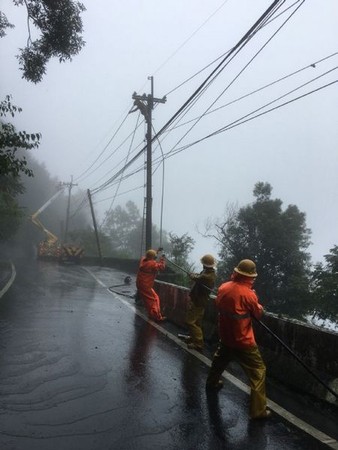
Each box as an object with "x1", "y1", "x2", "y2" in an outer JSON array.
[
  {"x1": 0, "y1": 175, "x2": 25, "y2": 241},
  {"x1": 102, "y1": 201, "x2": 169, "y2": 259},
  {"x1": 103, "y1": 201, "x2": 143, "y2": 258},
  {"x1": 0, "y1": 95, "x2": 41, "y2": 178},
  {"x1": 2, "y1": 0, "x2": 86, "y2": 83},
  {"x1": 0, "y1": 11, "x2": 14, "y2": 37},
  {"x1": 167, "y1": 231, "x2": 195, "y2": 267},
  {"x1": 167, "y1": 232, "x2": 195, "y2": 287},
  {"x1": 8, "y1": 153, "x2": 90, "y2": 255},
  {"x1": 0, "y1": 96, "x2": 41, "y2": 241},
  {"x1": 68, "y1": 227, "x2": 113, "y2": 257},
  {"x1": 310, "y1": 246, "x2": 338, "y2": 322},
  {"x1": 0, "y1": 2, "x2": 87, "y2": 244},
  {"x1": 211, "y1": 182, "x2": 312, "y2": 316}
]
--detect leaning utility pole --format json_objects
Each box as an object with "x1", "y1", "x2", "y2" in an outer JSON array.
[
  {"x1": 131, "y1": 77, "x2": 166, "y2": 251},
  {"x1": 87, "y1": 189, "x2": 102, "y2": 266}
]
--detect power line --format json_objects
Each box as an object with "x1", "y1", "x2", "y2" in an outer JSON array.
[
  {"x1": 84, "y1": 1, "x2": 303, "y2": 196},
  {"x1": 148, "y1": 1, "x2": 288, "y2": 145},
  {"x1": 162, "y1": 52, "x2": 338, "y2": 133},
  {"x1": 73, "y1": 110, "x2": 132, "y2": 184},
  {"x1": 163, "y1": 0, "x2": 301, "y2": 98},
  {"x1": 99, "y1": 112, "x2": 141, "y2": 229},
  {"x1": 153, "y1": 0, "x2": 231, "y2": 78},
  {"x1": 149, "y1": 1, "x2": 303, "y2": 159},
  {"x1": 75, "y1": 2, "x2": 304, "y2": 203},
  {"x1": 93, "y1": 185, "x2": 144, "y2": 205},
  {"x1": 89, "y1": 0, "x2": 289, "y2": 197},
  {"x1": 162, "y1": 78, "x2": 338, "y2": 161},
  {"x1": 163, "y1": 0, "x2": 305, "y2": 160},
  {"x1": 151, "y1": 124, "x2": 166, "y2": 247}
]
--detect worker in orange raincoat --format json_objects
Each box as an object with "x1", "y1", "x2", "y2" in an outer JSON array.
[
  {"x1": 136, "y1": 249, "x2": 166, "y2": 322},
  {"x1": 206, "y1": 259, "x2": 271, "y2": 420}
]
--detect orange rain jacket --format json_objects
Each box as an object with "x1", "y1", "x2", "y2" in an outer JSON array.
[
  {"x1": 215, "y1": 274, "x2": 263, "y2": 349},
  {"x1": 136, "y1": 256, "x2": 166, "y2": 290}
]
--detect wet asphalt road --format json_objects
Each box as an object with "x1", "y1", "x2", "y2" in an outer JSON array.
[{"x1": 0, "y1": 260, "x2": 337, "y2": 450}]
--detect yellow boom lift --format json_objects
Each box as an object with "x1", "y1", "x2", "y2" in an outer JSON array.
[{"x1": 30, "y1": 187, "x2": 84, "y2": 264}]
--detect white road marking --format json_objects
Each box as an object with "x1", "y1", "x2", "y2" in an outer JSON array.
[
  {"x1": 0, "y1": 261, "x2": 16, "y2": 299},
  {"x1": 84, "y1": 267, "x2": 338, "y2": 449}
]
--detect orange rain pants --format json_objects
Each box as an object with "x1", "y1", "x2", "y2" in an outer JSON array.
[{"x1": 136, "y1": 256, "x2": 166, "y2": 322}]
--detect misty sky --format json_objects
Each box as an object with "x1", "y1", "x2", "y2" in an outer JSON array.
[{"x1": 1, "y1": 0, "x2": 338, "y2": 265}]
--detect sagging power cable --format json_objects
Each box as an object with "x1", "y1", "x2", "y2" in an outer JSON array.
[
  {"x1": 84, "y1": 123, "x2": 145, "y2": 193},
  {"x1": 74, "y1": 110, "x2": 132, "y2": 184},
  {"x1": 157, "y1": 0, "x2": 289, "y2": 140},
  {"x1": 99, "y1": 112, "x2": 141, "y2": 230},
  {"x1": 163, "y1": 52, "x2": 338, "y2": 135},
  {"x1": 92, "y1": 58, "x2": 335, "y2": 201},
  {"x1": 153, "y1": 0, "x2": 230, "y2": 79},
  {"x1": 164, "y1": 0, "x2": 305, "y2": 159},
  {"x1": 151, "y1": 124, "x2": 166, "y2": 247},
  {"x1": 93, "y1": 63, "x2": 336, "y2": 196},
  {"x1": 89, "y1": 0, "x2": 289, "y2": 197},
  {"x1": 93, "y1": 186, "x2": 144, "y2": 205},
  {"x1": 164, "y1": 0, "x2": 301, "y2": 98},
  {"x1": 118, "y1": 1, "x2": 300, "y2": 181},
  {"x1": 160, "y1": 77, "x2": 338, "y2": 162}
]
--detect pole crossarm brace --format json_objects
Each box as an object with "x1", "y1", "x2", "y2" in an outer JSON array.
[{"x1": 131, "y1": 92, "x2": 167, "y2": 121}]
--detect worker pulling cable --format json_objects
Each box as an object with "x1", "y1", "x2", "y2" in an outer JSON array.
[{"x1": 165, "y1": 255, "x2": 338, "y2": 400}]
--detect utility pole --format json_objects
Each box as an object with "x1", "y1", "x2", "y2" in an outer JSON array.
[
  {"x1": 63, "y1": 176, "x2": 78, "y2": 243},
  {"x1": 87, "y1": 189, "x2": 103, "y2": 266},
  {"x1": 131, "y1": 77, "x2": 166, "y2": 250}
]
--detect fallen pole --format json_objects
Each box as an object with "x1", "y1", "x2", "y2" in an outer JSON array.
[{"x1": 254, "y1": 317, "x2": 338, "y2": 400}]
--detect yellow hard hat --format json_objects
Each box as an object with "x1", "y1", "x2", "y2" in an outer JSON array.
[
  {"x1": 146, "y1": 249, "x2": 157, "y2": 259},
  {"x1": 200, "y1": 254, "x2": 216, "y2": 268},
  {"x1": 234, "y1": 259, "x2": 257, "y2": 277}
]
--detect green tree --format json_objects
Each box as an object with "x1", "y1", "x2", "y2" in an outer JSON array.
[
  {"x1": 9, "y1": 154, "x2": 90, "y2": 256},
  {"x1": 168, "y1": 232, "x2": 195, "y2": 266},
  {"x1": 310, "y1": 246, "x2": 338, "y2": 323},
  {"x1": 68, "y1": 227, "x2": 113, "y2": 257},
  {"x1": 103, "y1": 201, "x2": 142, "y2": 258},
  {"x1": 1, "y1": 1, "x2": 86, "y2": 242},
  {"x1": 0, "y1": 11, "x2": 14, "y2": 38},
  {"x1": 167, "y1": 232, "x2": 195, "y2": 287},
  {"x1": 212, "y1": 182, "x2": 312, "y2": 316},
  {"x1": 0, "y1": 95, "x2": 41, "y2": 178},
  {"x1": 0, "y1": 96, "x2": 41, "y2": 241},
  {"x1": 102, "y1": 201, "x2": 169, "y2": 259},
  {"x1": 1, "y1": 0, "x2": 86, "y2": 83},
  {"x1": 0, "y1": 175, "x2": 25, "y2": 241},
  {"x1": 1, "y1": 0, "x2": 86, "y2": 175}
]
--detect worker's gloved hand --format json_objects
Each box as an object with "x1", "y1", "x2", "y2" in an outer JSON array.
[{"x1": 161, "y1": 253, "x2": 166, "y2": 258}]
